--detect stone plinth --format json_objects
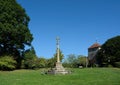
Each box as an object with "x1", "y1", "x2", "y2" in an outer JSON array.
[
  {"x1": 47, "y1": 62, "x2": 69, "y2": 75},
  {"x1": 54, "y1": 62, "x2": 68, "y2": 74}
]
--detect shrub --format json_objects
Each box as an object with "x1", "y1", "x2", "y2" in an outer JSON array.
[
  {"x1": 114, "y1": 62, "x2": 120, "y2": 68},
  {"x1": 0, "y1": 56, "x2": 17, "y2": 71}
]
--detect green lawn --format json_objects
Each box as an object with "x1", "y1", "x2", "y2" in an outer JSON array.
[{"x1": 0, "y1": 68, "x2": 120, "y2": 85}]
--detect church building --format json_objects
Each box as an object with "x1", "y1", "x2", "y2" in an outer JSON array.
[{"x1": 88, "y1": 42, "x2": 101, "y2": 67}]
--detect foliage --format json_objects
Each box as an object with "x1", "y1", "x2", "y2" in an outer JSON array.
[
  {"x1": 36, "y1": 57, "x2": 47, "y2": 68},
  {"x1": 114, "y1": 62, "x2": 120, "y2": 68},
  {"x1": 63, "y1": 54, "x2": 80, "y2": 68},
  {"x1": 0, "y1": 55, "x2": 16, "y2": 70},
  {"x1": 22, "y1": 47, "x2": 48, "y2": 69},
  {"x1": 63, "y1": 54, "x2": 87, "y2": 68},
  {"x1": 78, "y1": 55, "x2": 88, "y2": 67},
  {"x1": 46, "y1": 58, "x2": 56, "y2": 68},
  {"x1": 96, "y1": 36, "x2": 120, "y2": 67},
  {"x1": 22, "y1": 47, "x2": 37, "y2": 69},
  {"x1": 53, "y1": 49, "x2": 64, "y2": 62},
  {"x1": 0, "y1": 0, "x2": 33, "y2": 68},
  {"x1": 46, "y1": 49, "x2": 64, "y2": 68},
  {"x1": 0, "y1": 68, "x2": 120, "y2": 85}
]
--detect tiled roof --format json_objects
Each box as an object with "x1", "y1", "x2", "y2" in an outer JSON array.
[{"x1": 89, "y1": 42, "x2": 101, "y2": 48}]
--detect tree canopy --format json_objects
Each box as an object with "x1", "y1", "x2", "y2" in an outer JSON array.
[
  {"x1": 96, "y1": 36, "x2": 120, "y2": 67},
  {"x1": 0, "y1": 0, "x2": 33, "y2": 68}
]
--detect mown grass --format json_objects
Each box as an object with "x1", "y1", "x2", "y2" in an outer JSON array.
[{"x1": 0, "y1": 68, "x2": 120, "y2": 85}]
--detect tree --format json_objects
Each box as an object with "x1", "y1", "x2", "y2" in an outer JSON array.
[
  {"x1": 36, "y1": 57, "x2": 47, "y2": 68},
  {"x1": 63, "y1": 54, "x2": 79, "y2": 68},
  {"x1": 46, "y1": 58, "x2": 56, "y2": 68},
  {"x1": 96, "y1": 36, "x2": 120, "y2": 67},
  {"x1": 22, "y1": 47, "x2": 37, "y2": 69},
  {"x1": 0, "y1": 0, "x2": 33, "y2": 68},
  {"x1": 63, "y1": 54, "x2": 87, "y2": 68},
  {"x1": 78, "y1": 55, "x2": 87, "y2": 67}
]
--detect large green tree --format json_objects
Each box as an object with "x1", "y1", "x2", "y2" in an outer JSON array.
[
  {"x1": 0, "y1": 0, "x2": 33, "y2": 68},
  {"x1": 96, "y1": 36, "x2": 120, "y2": 67}
]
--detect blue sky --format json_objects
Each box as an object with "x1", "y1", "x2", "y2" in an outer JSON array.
[{"x1": 17, "y1": 0, "x2": 120, "y2": 58}]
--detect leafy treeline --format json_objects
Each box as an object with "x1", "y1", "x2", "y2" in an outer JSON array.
[
  {"x1": 63, "y1": 54, "x2": 87, "y2": 68},
  {"x1": 96, "y1": 36, "x2": 120, "y2": 67},
  {"x1": 22, "y1": 50, "x2": 87, "y2": 69},
  {"x1": 21, "y1": 49, "x2": 64, "y2": 69}
]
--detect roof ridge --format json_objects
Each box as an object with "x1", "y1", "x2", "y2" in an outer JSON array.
[{"x1": 89, "y1": 42, "x2": 101, "y2": 49}]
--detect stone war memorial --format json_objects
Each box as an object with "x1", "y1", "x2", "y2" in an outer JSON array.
[{"x1": 47, "y1": 37, "x2": 69, "y2": 74}]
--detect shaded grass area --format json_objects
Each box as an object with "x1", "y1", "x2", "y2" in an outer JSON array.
[{"x1": 0, "y1": 68, "x2": 120, "y2": 85}]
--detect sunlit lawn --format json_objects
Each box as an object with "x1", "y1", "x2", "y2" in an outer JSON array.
[{"x1": 0, "y1": 68, "x2": 120, "y2": 85}]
